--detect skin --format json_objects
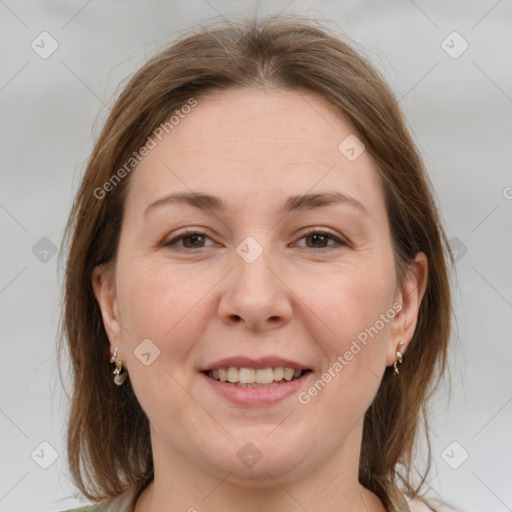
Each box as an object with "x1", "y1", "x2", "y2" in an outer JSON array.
[{"x1": 93, "y1": 87, "x2": 427, "y2": 512}]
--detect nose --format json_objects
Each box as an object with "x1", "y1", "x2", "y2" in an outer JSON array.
[{"x1": 217, "y1": 247, "x2": 293, "y2": 331}]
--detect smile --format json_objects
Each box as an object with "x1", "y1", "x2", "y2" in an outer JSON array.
[
  {"x1": 204, "y1": 366, "x2": 310, "y2": 387},
  {"x1": 201, "y1": 367, "x2": 313, "y2": 406}
]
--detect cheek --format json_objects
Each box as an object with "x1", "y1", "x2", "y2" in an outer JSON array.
[
  {"x1": 114, "y1": 261, "x2": 215, "y2": 420},
  {"x1": 298, "y1": 254, "x2": 396, "y2": 343},
  {"x1": 295, "y1": 254, "x2": 396, "y2": 409},
  {"x1": 115, "y1": 258, "x2": 216, "y2": 364},
  {"x1": 297, "y1": 272, "x2": 394, "y2": 429}
]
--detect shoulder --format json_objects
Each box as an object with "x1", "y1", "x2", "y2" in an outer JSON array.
[
  {"x1": 58, "y1": 502, "x2": 128, "y2": 512},
  {"x1": 59, "y1": 506, "x2": 101, "y2": 512},
  {"x1": 58, "y1": 487, "x2": 137, "y2": 512},
  {"x1": 406, "y1": 497, "x2": 435, "y2": 512},
  {"x1": 59, "y1": 505, "x2": 113, "y2": 512}
]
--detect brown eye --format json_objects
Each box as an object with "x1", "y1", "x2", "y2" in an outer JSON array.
[
  {"x1": 297, "y1": 230, "x2": 348, "y2": 251},
  {"x1": 165, "y1": 231, "x2": 214, "y2": 250},
  {"x1": 181, "y1": 234, "x2": 206, "y2": 248},
  {"x1": 298, "y1": 231, "x2": 345, "y2": 250},
  {"x1": 305, "y1": 233, "x2": 330, "y2": 248}
]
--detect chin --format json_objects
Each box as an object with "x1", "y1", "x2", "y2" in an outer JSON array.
[{"x1": 204, "y1": 434, "x2": 308, "y2": 484}]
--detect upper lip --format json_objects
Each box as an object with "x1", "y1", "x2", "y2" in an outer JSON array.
[{"x1": 200, "y1": 356, "x2": 310, "y2": 372}]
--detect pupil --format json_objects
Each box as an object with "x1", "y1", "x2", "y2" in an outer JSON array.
[
  {"x1": 185, "y1": 234, "x2": 203, "y2": 248},
  {"x1": 308, "y1": 234, "x2": 327, "y2": 248}
]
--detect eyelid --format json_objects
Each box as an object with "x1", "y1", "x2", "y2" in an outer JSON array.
[
  {"x1": 163, "y1": 227, "x2": 348, "y2": 250},
  {"x1": 164, "y1": 227, "x2": 217, "y2": 248},
  {"x1": 293, "y1": 228, "x2": 347, "y2": 248}
]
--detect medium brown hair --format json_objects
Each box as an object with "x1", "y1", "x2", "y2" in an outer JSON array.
[{"x1": 60, "y1": 13, "x2": 453, "y2": 510}]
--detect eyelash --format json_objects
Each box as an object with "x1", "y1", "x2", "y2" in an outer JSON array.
[{"x1": 164, "y1": 228, "x2": 347, "y2": 251}]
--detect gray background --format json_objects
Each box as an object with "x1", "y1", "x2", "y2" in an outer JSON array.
[{"x1": 1, "y1": 1, "x2": 511, "y2": 511}]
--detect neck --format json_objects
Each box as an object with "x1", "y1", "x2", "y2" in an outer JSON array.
[{"x1": 135, "y1": 421, "x2": 386, "y2": 512}]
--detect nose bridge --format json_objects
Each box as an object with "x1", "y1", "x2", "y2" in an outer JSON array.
[
  {"x1": 233, "y1": 237, "x2": 280, "y2": 303},
  {"x1": 218, "y1": 236, "x2": 292, "y2": 329},
  {"x1": 236, "y1": 245, "x2": 275, "y2": 293}
]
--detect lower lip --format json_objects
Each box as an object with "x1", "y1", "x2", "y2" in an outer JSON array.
[{"x1": 201, "y1": 371, "x2": 311, "y2": 406}]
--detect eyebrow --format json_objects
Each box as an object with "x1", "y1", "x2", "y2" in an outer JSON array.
[{"x1": 144, "y1": 191, "x2": 369, "y2": 217}]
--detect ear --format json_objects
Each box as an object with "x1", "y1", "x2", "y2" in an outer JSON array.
[
  {"x1": 386, "y1": 252, "x2": 428, "y2": 366},
  {"x1": 92, "y1": 264, "x2": 122, "y2": 353}
]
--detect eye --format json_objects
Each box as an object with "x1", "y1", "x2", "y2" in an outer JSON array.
[
  {"x1": 296, "y1": 230, "x2": 346, "y2": 249},
  {"x1": 164, "y1": 230, "x2": 214, "y2": 249}
]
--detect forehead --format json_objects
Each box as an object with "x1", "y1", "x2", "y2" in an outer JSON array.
[{"x1": 126, "y1": 87, "x2": 385, "y2": 216}]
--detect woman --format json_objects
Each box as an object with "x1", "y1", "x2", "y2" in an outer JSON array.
[{"x1": 60, "y1": 14, "x2": 453, "y2": 512}]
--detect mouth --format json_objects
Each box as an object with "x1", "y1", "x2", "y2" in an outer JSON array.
[
  {"x1": 202, "y1": 367, "x2": 313, "y2": 388},
  {"x1": 199, "y1": 356, "x2": 313, "y2": 406}
]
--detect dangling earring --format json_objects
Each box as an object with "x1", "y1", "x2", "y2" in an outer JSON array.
[
  {"x1": 110, "y1": 347, "x2": 128, "y2": 386},
  {"x1": 393, "y1": 341, "x2": 405, "y2": 374}
]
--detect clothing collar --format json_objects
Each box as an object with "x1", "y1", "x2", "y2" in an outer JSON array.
[{"x1": 113, "y1": 483, "x2": 412, "y2": 512}]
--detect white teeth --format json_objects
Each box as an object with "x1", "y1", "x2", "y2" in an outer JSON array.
[
  {"x1": 239, "y1": 367, "x2": 255, "y2": 384},
  {"x1": 227, "y1": 367, "x2": 239, "y2": 383},
  {"x1": 273, "y1": 366, "x2": 284, "y2": 380},
  {"x1": 235, "y1": 381, "x2": 280, "y2": 388},
  {"x1": 255, "y1": 368, "x2": 274, "y2": 384},
  {"x1": 207, "y1": 366, "x2": 307, "y2": 384},
  {"x1": 283, "y1": 367, "x2": 294, "y2": 381}
]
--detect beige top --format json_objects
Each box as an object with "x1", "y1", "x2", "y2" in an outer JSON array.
[
  {"x1": 407, "y1": 497, "x2": 434, "y2": 512},
  {"x1": 62, "y1": 485, "x2": 433, "y2": 511}
]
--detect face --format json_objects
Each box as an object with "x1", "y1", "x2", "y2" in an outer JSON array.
[{"x1": 94, "y1": 87, "x2": 426, "y2": 486}]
